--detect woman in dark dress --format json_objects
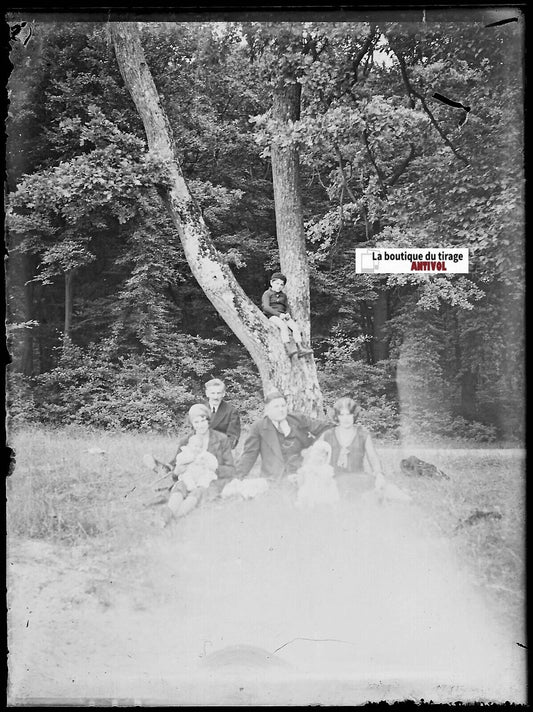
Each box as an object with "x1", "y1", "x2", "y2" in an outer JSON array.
[
  {"x1": 320, "y1": 397, "x2": 386, "y2": 497},
  {"x1": 162, "y1": 403, "x2": 236, "y2": 526}
]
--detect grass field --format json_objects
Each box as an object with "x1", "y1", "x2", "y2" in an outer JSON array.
[
  {"x1": 6, "y1": 427, "x2": 525, "y2": 636},
  {"x1": 6, "y1": 427, "x2": 525, "y2": 704},
  {"x1": 380, "y1": 446, "x2": 525, "y2": 639}
]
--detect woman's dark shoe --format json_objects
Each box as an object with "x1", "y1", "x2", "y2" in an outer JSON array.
[
  {"x1": 143, "y1": 453, "x2": 172, "y2": 474},
  {"x1": 143, "y1": 493, "x2": 168, "y2": 508}
]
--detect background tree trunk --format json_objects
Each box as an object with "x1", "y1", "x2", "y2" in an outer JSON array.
[
  {"x1": 371, "y1": 289, "x2": 389, "y2": 362},
  {"x1": 460, "y1": 368, "x2": 479, "y2": 421},
  {"x1": 20, "y1": 253, "x2": 37, "y2": 376},
  {"x1": 63, "y1": 268, "x2": 75, "y2": 348},
  {"x1": 111, "y1": 22, "x2": 323, "y2": 414}
]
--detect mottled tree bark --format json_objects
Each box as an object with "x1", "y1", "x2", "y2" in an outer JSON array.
[
  {"x1": 270, "y1": 81, "x2": 323, "y2": 413},
  {"x1": 271, "y1": 85, "x2": 308, "y2": 332},
  {"x1": 111, "y1": 22, "x2": 322, "y2": 414}
]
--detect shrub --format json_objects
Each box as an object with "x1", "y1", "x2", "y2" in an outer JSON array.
[
  {"x1": 445, "y1": 416, "x2": 497, "y2": 443},
  {"x1": 317, "y1": 345, "x2": 400, "y2": 439},
  {"x1": 358, "y1": 396, "x2": 400, "y2": 440},
  {"x1": 6, "y1": 339, "x2": 215, "y2": 433},
  {"x1": 398, "y1": 406, "x2": 455, "y2": 441},
  {"x1": 5, "y1": 372, "x2": 40, "y2": 428},
  {"x1": 220, "y1": 360, "x2": 263, "y2": 427},
  {"x1": 399, "y1": 407, "x2": 498, "y2": 443}
]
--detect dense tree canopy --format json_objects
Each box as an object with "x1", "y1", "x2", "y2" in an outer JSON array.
[{"x1": 5, "y1": 18, "x2": 524, "y2": 440}]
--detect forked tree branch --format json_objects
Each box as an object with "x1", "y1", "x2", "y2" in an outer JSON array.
[{"x1": 389, "y1": 42, "x2": 469, "y2": 166}]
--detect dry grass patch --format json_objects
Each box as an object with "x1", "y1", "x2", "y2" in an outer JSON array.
[{"x1": 6, "y1": 427, "x2": 177, "y2": 545}]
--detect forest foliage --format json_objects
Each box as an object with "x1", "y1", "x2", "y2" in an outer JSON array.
[{"x1": 5, "y1": 18, "x2": 524, "y2": 441}]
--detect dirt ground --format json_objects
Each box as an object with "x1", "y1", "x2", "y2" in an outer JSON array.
[{"x1": 7, "y1": 481, "x2": 526, "y2": 706}]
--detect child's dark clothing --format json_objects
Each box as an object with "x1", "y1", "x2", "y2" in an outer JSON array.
[
  {"x1": 261, "y1": 286, "x2": 304, "y2": 347},
  {"x1": 262, "y1": 288, "x2": 288, "y2": 317}
]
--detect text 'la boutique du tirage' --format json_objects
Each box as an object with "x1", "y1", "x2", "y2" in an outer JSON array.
[{"x1": 355, "y1": 248, "x2": 469, "y2": 274}]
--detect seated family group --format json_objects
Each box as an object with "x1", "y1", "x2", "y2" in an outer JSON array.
[{"x1": 150, "y1": 378, "x2": 387, "y2": 527}]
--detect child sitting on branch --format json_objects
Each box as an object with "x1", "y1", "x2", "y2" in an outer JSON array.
[{"x1": 261, "y1": 272, "x2": 313, "y2": 359}]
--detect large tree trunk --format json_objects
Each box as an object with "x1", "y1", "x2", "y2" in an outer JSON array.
[
  {"x1": 111, "y1": 22, "x2": 322, "y2": 414},
  {"x1": 270, "y1": 81, "x2": 323, "y2": 412},
  {"x1": 271, "y1": 84, "x2": 308, "y2": 336}
]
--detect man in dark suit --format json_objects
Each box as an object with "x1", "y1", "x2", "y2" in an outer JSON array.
[
  {"x1": 204, "y1": 378, "x2": 241, "y2": 449},
  {"x1": 236, "y1": 390, "x2": 332, "y2": 480}
]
